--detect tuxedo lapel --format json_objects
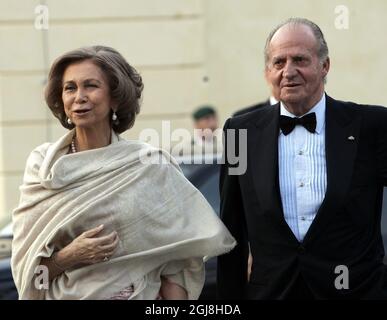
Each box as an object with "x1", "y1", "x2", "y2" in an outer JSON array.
[
  {"x1": 248, "y1": 104, "x2": 299, "y2": 244},
  {"x1": 303, "y1": 96, "x2": 361, "y2": 244}
]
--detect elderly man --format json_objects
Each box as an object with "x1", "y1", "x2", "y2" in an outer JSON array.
[{"x1": 217, "y1": 18, "x2": 387, "y2": 299}]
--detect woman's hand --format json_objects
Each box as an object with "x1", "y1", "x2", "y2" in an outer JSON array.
[
  {"x1": 40, "y1": 224, "x2": 119, "y2": 281},
  {"x1": 55, "y1": 224, "x2": 119, "y2": 269}
]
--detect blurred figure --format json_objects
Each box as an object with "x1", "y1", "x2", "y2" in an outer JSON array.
[
  {"x1": 233, "y1": 72, "x2": 280, "y2": 117},
  {"x1": 233, "y1": 96, "x2": 278, "y2": 117},
  {"x1": 192, "y1": 106, "x2": 223, "y2": 156},
  {"x1": 173, "y1": 105, "x2": 222, "y2": 157},
  {"x1": 193, "y1": 105, "x2": 219, "y2": 134}
]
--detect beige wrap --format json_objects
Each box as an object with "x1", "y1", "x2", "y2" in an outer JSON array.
[{"x1": 11, "y1": 129, "x2": 236, "y2": 300}]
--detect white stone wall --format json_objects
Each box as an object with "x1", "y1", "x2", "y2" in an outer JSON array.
[{"x1": 1, "y1": 0, "x2": 386, "y2": 226}]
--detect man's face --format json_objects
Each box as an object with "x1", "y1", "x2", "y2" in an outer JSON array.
[
  {"x1": 195, "y1": 114, "x2": 218, "y2": 138},
  {"x1": 265, "y1": 24, "x2": 330, "y2": 111}
]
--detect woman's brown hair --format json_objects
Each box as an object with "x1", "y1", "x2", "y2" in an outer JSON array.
[{"x1": 45, "y1": 45, "x2": 144, "y2": 133}]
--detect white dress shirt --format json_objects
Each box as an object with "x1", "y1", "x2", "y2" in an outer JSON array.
[{"x1": 278, "y1": 94, "x2": 327, "y2": 242}]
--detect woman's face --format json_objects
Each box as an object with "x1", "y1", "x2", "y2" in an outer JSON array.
[{"x1": 62, "y1": 59, "x2": 113, "y2": 131}]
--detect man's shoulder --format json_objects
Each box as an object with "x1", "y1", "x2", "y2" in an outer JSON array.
[
  {"x1": 328, "y1": 95, "x2": 383, "y2": 110},
  {"x1": 328, "y1": 96, "x2": 387, "y2": 118},
  {"x1": 327, "y1": 96, "x2": 387, "y2": 133},
  {"x1": 232, "y1": 100, "x2": 270, "y2": 117},
  {"x1": 225, "y1": 103, "x2": 275, "y2": 129}
]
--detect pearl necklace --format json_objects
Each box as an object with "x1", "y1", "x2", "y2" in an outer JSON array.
[{"x1": 71, "y1": 137, "x2": 77, "y2": 153}]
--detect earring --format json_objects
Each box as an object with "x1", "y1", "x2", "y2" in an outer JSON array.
[
  {"x1": 112, "y1": 111, "x2": 118, "y2": 121},
  {"x1": 67, "y1": 117, "x2": 72, "y2": 125}
]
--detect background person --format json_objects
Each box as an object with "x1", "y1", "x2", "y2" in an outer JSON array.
[
  {"x1": 173, "y1": 105, "x2": 222, "y2": 157},
  {"x1": 233, "y1": 72, "x2": 280, "y2": 117},
  {"x1": 191, "y1": 105, "x2": 222, "y2": 155}
]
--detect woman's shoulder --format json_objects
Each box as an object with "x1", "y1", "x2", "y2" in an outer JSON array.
[
  {"x1": 28, "y1": 142, "x2": 53, "y2": 162},
  {"x1": 118, "y1": 138, "x2": 180, "y2": 169},
  {"x1": 21, "y1": 142, "x2": 53, "y2": 182},
  {"x1": 119, "y1": 138, "x2": 169, "y2": 156}
]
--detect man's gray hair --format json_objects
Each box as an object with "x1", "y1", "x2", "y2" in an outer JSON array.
[{"x1": 264, "y1": 18, "x2": 329, "y2": 66}]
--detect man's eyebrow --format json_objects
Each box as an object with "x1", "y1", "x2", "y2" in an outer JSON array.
[
  {"x1": 293, "y1": 54, "x2": 308, "y2": 59},
  {"x1": 272, "y1": 56, "x2": 285, "y2": 62}
]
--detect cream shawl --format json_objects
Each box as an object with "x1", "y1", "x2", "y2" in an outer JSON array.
[{"x1": 11, "y1": 129, "x2": 236, "y2": 300}]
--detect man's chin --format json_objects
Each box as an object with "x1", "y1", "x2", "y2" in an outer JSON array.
[{"x1": 280, "y1": 94, "x2": 304, "y2": 106}]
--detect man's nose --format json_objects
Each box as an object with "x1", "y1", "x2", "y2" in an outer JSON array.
[{"x1": 282, "y1": 61, "x2": 297, "y2": 79}]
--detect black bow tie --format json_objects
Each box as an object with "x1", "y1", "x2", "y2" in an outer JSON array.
[{"x1": 279, "y1": 112, "x2": 317, "y2": 136}]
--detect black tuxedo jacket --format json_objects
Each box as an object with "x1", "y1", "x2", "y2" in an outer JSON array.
[{"x1": 217, "y1": 95, "x2": 387, "y2": 299}]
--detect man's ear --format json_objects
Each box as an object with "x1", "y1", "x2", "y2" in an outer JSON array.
[
  {"x1": 322, "y1": 57, "x2": 330, "y2": 77},
  {"x1": 264, "y1": 65, "x2": 269, "y2": 81},
  {"x1": 264, "y1": 66, "x2": 275, "y2": 92}
]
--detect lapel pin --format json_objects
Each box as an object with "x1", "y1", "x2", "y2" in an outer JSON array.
[{"x1": 347, "y1": 136, "x2": 355, "y2": 141}]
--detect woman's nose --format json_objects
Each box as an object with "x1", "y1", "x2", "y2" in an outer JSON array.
[{"x1": 74, "y1": 89, "x2": 87, "y2": 104}]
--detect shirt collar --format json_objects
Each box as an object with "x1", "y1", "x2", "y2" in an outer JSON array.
[
  {"x1": 280, "y1": 93, "x2": 326, "y2": 135},
  {"x1": 269, "y1": 96, "x2": 278, "y2": 106}
]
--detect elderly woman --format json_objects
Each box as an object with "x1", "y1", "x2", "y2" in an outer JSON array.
[{"x1": 11, "y1": 46, "x2": 235, "y2": 300}]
